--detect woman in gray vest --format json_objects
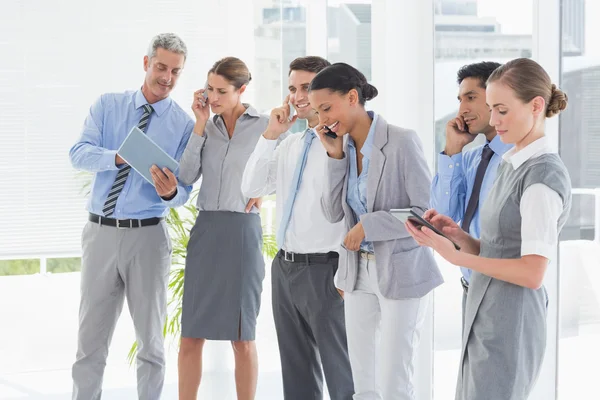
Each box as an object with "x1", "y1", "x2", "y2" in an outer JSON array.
[
  {"x1": 177, "y1": 57, "x2": 268, "y2": 400},
  {"x1": 406, "y1": 58, "x2": 572, "y2": 400}
]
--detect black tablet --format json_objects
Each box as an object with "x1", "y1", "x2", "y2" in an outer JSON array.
[{"x1": 391, "y1": 209, "x2": 461, "y2": 251}]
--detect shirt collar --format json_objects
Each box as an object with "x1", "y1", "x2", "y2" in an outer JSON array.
[
  {"x1": 488, "y1": 134, "x2": 513, "y2": 157},
  {"x1": 134, "y1": 89, "x2": 171, "y2": 117},
  {"x1": 302, "y1": 126, "x2": 315, "y2": 138},
  {"x1": 212, "y1": 103, "x2": 260, "y2": 123},
  {"x1": 348, "y1": 111, "x2": 378, "y2": 159},
  {"x1": 502, "y1": 136, "x2": 553, "y2": 170}
]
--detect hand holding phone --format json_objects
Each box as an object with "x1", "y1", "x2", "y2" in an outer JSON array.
[
  {"x1": 391, "y1": 208, "x2": 461, "y2": 250},
  {"x1": 192, "y1": 84, "x2": 210, "y2": 123},
  {"x1": 444, "y1": 116, "x2": 475, "y2": 156},
  {"x1": 315, "y1": 123, "x2": 343, "y2": 159},
  {"x1": 201, "y1": 81, "x2": 208, "y2": 101},
  {"x1": 288, "y1": 102, "x2": 297, "y2": 122}
]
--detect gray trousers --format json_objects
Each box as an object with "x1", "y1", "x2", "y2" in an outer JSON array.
[
  {"x1": 72, "y1": 220, "x2": 172, "y2": 400},
  {"x1": 272, "y1": 252, "x2": 354, "y2": 400}
]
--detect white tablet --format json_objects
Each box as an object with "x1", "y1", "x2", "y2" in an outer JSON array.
[{"x1": 117, "y1": 126, "x2": 179, "y2": 187}]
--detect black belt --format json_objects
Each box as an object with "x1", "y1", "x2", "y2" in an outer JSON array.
[
  {"x1": 277, "y1": 249, "x2": 339, "y2": 264},
  {"x1": 88, "y1": 213, "x2": 163, "y2": 228}
]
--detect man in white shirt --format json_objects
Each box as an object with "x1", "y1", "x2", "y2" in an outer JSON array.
[{"x1": 242, "y1": 56, "x2": 353, "y2": 400}]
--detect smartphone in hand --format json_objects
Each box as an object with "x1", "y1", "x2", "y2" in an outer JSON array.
[
  {"x1": 391, "y1": 208, "x2": 461, "y2": 250},
  {"x1": 324, "y1": 126, "x2": 337, "y2": 139},
  {"x1": 288, "y1": 102, "x2": 297, "y2": 122},
  {"x1": 202, "y1": 81, "x2": 208, "y2": 100}
]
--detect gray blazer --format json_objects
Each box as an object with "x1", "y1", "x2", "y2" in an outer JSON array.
[{"x1": 321, "y1": 115, "x2": 443, "y2": 299}]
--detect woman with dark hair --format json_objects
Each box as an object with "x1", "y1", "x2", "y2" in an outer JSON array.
[
  {"x1": 177, "y1": 57, "x2": 270, "y2": 400},
  {"x1": 309, "y1": 62, "x2": 443, "y2": 400},
  {"x1": 406, "y1": 58, "x2": 572, "y2": 399}
]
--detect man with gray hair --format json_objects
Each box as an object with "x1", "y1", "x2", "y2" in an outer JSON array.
[{"x1": 69, "y1": 33, "x2": 193, "y2": 399}]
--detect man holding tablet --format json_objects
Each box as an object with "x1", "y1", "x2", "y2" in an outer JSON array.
[{"x1": 68, "y1": 33, "x2": 193, "y2": 399}]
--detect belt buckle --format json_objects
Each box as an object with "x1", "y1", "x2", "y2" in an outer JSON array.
[
  {"x1": 284, "y1": 251, "x2": 295, "y2": 262},
  {"x1": 116, "y1": 219, "x2": 132, "y2": 229}
]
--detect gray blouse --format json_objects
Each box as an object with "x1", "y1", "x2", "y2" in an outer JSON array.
[{"x1": 179, "y1": 104, "x2": 269, "y2": 214}]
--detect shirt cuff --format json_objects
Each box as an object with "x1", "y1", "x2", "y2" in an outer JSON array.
[
  {"x1": 437, "y1": 152, "x2": 463, "y2": 177},
  {"x1": 187, "y1": 132, "x2": 206, "y2": 151},
  {"x1": 521, "y1": 240, "x2": 555, "y2": 262},
  {"x1": 160, "y1": 186, "x2": 185, "y2": 207},
  {"x1": 103, "y1": 150, "x2": 121, "y2": 170}
]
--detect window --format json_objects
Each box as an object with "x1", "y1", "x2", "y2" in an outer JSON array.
[
  {"x1": 327, "y1": 0, "x2": 372, "y2": 81},
  {"x1": 432, "y1": 1, "x2": 533, "y2": 397},
  {"x1": 558, "y1": 0, "x2": 600, "y2": 397}
]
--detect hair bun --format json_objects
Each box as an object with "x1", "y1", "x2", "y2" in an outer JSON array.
[
  {"x1": 362, "y1": 83, "x2": 378, "y2": 102},
  {"x1": 546, "y1": 84, "x2": 568, "y2": 118}
]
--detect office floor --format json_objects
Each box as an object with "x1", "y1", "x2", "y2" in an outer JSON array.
[
  {"x1": 1, "y1": 272, "x2": 598, "y2": 399},
  {"x1": 0, "y1": 273, "x2": 320, "y2": 400}
]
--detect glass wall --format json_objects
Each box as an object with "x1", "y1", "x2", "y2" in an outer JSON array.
[{"x1": 558, "y1": 0, "x2": 600, "y2": 398}]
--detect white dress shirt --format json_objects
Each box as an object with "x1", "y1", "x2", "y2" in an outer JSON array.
[
  {"x1": 241, "y1": 129, "x2": 346, "y2": 254},
  {"x1": 502, "y1": 136, "x2": 564, "y2": 261}
]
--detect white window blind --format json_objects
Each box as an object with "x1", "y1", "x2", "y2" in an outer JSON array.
[{"x1": 0, "y1": 0, "x2": 258, "y2": 259}]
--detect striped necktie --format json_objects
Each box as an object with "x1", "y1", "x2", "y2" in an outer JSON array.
[{"x1": 102, "y1": 104, "x2": 153, "y2": 217}]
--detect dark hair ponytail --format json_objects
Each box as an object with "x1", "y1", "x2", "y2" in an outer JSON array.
[{"x1": 309, "y1": 62, "x2": 378, "y2": 105}]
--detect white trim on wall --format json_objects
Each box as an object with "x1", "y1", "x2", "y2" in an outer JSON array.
[{"x1": 531, "y1": 1, "x2": 561, "y2": 399}]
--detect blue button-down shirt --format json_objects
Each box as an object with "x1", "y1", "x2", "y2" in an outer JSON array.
[
  {"x1": 347, "y1": 111, "x2": 378, "y2": 253},
  {"x1": 69, "y1": 89, "x2": 194, "y2": 219},
  {"x1": 430, "y1": 135, "x2": 513, "y2": 282}
]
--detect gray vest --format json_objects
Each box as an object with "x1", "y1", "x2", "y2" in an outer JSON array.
[
  {"x1": 479, "y1": 153, "x2": 572, "y2": 259},
  {"x1": 456, "y1": 153, "x2": 572, "y2": 400}
]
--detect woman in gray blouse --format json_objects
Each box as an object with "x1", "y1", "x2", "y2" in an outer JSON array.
[
  {"x1": 177, "y1": 57, "x2": 268, "y2": 400},
  {"x1": 406, "y1": 58, "x2": 572, "y2": 400}
]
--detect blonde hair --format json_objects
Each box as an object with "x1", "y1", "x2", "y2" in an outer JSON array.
[{"x1": 487, "y1": 58, "x2": 568, "y2": 118}]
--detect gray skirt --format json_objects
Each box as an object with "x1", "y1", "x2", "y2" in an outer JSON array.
[{"x1": 181, "y1": 211, "x2": 264, "y2": 341}]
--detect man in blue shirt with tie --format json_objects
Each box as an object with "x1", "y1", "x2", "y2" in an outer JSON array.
[
  {"x1": 430, "y1": 61, "x2": 512, "y2": 324},
  {"x1": 69, "y1": 33, "x2": 194, "y2": 400}
]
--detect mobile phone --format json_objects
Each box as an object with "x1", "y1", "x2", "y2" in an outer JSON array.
[
  {"x1": 324, "y1": 126, "x2": 337, "y2": 139},
  {"x1": 202, "y1": 81, "x2": 208, "y2": 100},
  {"x1": 390, "y1": 208, "x2": 461, "y2": 250},
  {"x1": 462, "y1": 122, "x2": 469, "y2": 133},
  {"x1": 288, "y1": 102, "x2": 297, "y2": 122}
]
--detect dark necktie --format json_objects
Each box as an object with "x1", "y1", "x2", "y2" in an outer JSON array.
[
  {"x1": 102, "y1": 104, "x2": 154, "y2": 217},
  {"x1": 461, "y1": 144, "x2": 494, "y2": 233}
]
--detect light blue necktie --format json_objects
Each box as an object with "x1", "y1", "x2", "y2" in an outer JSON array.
[{"x1": 277, "y1": 129, "x2": 316, "y2": 249}]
